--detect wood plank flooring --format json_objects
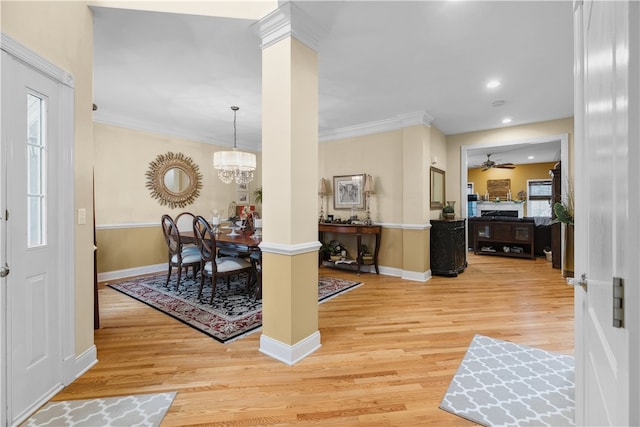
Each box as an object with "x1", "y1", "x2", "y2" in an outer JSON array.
[{"x1": 54, "y1": 253, "x2": 574, "y2": 426}]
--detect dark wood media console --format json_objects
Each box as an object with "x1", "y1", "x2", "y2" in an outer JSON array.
[{"x1": 470, "y1": 217, "x2": 535, "y2": 259}]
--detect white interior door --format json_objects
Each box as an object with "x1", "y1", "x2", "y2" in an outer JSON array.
[
  {"x1": 1, "y1": 50, "x2": 64, "y2": 426},
  {"x1": 573, "y1": 1, "x2": 638, "y2": 425}
]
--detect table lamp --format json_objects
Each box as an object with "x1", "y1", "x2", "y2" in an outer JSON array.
[
  {"x1": 318, "y1": 178, "x2": 328, "y2": 222},
  {"x1": 363, "y1": 174, "x2": 376, "y2": 225}
]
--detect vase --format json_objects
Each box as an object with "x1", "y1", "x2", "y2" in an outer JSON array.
[{"x1": 442, "y1": 201, "x2": 456, "y2": 219}]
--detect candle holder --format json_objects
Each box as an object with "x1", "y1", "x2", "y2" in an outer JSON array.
[{"x1": 211, "y1": 210, "x2": 221, "y2": 234}]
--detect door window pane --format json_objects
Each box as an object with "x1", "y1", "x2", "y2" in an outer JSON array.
[{"x1": 27, "y1": 93, "x2": 46, "y2": 247}]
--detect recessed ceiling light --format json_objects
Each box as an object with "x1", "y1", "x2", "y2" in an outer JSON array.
[
  {"x1": 501, "y1": 117, "x2": 512, "y2": 124},
  {"x1": 487, "y1": 80, "x2": 501, "y2": 89},
  {"x1": 528, "y1": 155, "x2": 535, "y2": 160}
]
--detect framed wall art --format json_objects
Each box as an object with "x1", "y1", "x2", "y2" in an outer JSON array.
[
  {"x1": 333, "y1": 174, "x2": 365, "y2": 210},
  {"x1": 237, "y1": 191, "x2": 249, "y2": 204}
]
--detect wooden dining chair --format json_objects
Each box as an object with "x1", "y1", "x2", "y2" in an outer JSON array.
[
  {"x1": 193, "y1": 215, "x2": 253, "y2": 303},
  {"x1": 175, "y1": 211, "x2": 197, "y2": 249},
  {"x1": 161, "y1": 214, "x2": 201, "y2": 292},
  {"x1": 249, "y1": 251, "x2": 262, "y2": 300}
]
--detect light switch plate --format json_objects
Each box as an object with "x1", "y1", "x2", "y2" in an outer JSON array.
[{"x1": 78, "y1": 208, "x2": 86, "y2": 225}]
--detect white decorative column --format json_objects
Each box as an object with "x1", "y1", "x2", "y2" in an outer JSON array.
[{"x1": 253, "y1": 3, "x2": 326, "y2": 365}]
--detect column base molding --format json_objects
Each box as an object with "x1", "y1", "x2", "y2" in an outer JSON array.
[{"x1": 259, "y1": 331, "x2": 321, "y2": 366}]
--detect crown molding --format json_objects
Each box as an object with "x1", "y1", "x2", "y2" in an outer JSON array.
[
  {"x1": 1, "y1": 33, "x2": 74, "y2": 87},
  {"x1": 95, "y1": 109, "x2": 435, "y2": 151},
  {"x1": 319, "y1": 110, "x2": 435, "y2": 143},
  {"x1": 253, "y1": 1, "x2": 327, "y2": 51},
  {"x1": 93, "y1": 111, "x2": 257, "y2": 152}
]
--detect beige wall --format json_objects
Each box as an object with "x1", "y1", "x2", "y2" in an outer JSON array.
[
  {"x1": 98, "y1": 122, "x2": 438, "y2": 277},
  {"x1": 319, "y1": 124, "x2": 435, "y2": 275},
  {"x1": 94, "y1": 122, "x2": 263, "y2": 223},
  {"x1": 2, "y1": 1, "x2": 95, "y2": 354},
  {"x1": 87, "y1": 0, "x2": 277, "y2": 19},
  {"x1": 447, "y1": 117, "x2": 574, "y2": 217},
  {"x1": 319, "y1": 130, "x2": 405, "y2": 224},
  {"x1": 94, "y1": 122, "x2": 262, "y2": 273},
  {"x1": 95, "y1": 117, "x2": 572, "y2": 280}
]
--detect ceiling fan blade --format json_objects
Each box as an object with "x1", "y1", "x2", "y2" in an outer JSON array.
[{"x1": 496, "y1": 163, "x2": 516, "y2": 169}]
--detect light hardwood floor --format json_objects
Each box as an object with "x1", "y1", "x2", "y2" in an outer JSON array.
[{"x1": 55, "y1": 253, "x2": 574, "y2": 426}]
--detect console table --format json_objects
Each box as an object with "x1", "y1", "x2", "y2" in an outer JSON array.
[
  {"x1": 318, "y1": 223, "x2": 381, "y2": 274},
  {"x1": 470, "y1": 217, "x2": 535, "y2": 259}
]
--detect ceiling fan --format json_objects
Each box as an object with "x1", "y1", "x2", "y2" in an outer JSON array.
[{"x1": 479, "y1": 154, "x2": 516, "y2": 171}]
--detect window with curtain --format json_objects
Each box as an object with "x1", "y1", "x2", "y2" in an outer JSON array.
[{"x1": 527, "y1": 179, "x2": 552, "y2": 217}]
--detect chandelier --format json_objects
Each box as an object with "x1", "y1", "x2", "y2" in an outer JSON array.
[{"x1": 213, "y1": 106, "x2": 256, "y2": 184}]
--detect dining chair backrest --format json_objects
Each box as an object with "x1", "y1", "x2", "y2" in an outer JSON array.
[
  {"x1": 175, "y1": 212, "x2": 196, "y2": 233},
  {"x1": 161, "y1": 214, "x2": 182, "y2": 257},
  {"x1": 161, "y1": 214, "x2": 180, "y2": 255},
  {"x1": 193, "y1": 215, "x2": 217, "y2": 271},
  {"x1": 161, "y1": 213, "x2": 201, "y2": 291}
]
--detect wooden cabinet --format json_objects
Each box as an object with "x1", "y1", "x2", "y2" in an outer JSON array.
[
  {"x1": 318, "y1": 223, "x2": 381, "y2": 275},
  {"x1": 430, "y1": 219, "x2": 466, "y2": 277},
  {"x1": 470, "y1": 218, "x2": 535, "y2": 259}
]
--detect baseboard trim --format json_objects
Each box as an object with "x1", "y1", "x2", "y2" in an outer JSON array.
[
  {"x1": 378, "y1": 266, "x2": 402, "y2": 277},
  {"x1": 98, "y1": 263, "x2": 166, "y2": 282},
  {"x1": 377, "y1": 266, "x2": 430, "y2": 282},
  {"x1": 402, "y1": 269, "x2": 432, "y2": 282},
  {"x1": 99, "y1": 263, "x2": 430, "y2": 284},
  {"x1": 69, "y1": 345, "x2": 98, "y2": 384},
  {"x1": 259, "y1": 331, "x2": 321, "y2": 366}
]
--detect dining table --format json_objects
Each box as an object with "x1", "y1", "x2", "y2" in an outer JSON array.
[{"x1": 180, "y1": 227, "x2": 262, "y2": 254}]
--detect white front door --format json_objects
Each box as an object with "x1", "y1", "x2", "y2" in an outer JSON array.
[
  {"x1": 573, "y1": 1, "x2": 638, "y2": 424},
  {"x1": 1, "y1": 50, "x2": 65, "y2": 425}
]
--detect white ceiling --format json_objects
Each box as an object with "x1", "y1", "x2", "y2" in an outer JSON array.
[
  {"x1": 91, "y1": 1, "x2": 574, "y2": 163},
  {"x1": 466, "y1": 139, "x2": 562, "y2": 169}
]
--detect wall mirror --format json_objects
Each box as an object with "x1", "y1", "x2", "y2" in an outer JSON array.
[
  {"x1": 146, "y1": 152, "x2": 203, "y2": 209},
  {"x1": 430, "y1": 166, "x2": 445, "y2": 210}
]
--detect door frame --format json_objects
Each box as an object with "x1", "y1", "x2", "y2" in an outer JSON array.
[{"x1": 1, "y1": 33, "x2": 76, "y2": 426}]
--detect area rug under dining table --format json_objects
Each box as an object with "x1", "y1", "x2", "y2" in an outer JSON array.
[{"x1": 107, "y1": 273, "x2": 362, "y2": 343}]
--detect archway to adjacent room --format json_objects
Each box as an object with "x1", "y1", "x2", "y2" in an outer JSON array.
[{"x1": 459, "y1": 133, "x2": 569, "y2": 256}]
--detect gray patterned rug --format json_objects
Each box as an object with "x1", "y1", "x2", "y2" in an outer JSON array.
[
  {"x1": 440, "y1": 335, "x2": 575, "y2": 426},
  {"x1": 108, "y1": 274, "x2": 362, "y2": 343},
  {"x1": 23, "y1": 392, "x2": 176, "y2": 426}
]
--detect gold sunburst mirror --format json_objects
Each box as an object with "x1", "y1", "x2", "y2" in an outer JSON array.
[{"x1": 145, "y1": 152, "x2": 203, "y2": 209}]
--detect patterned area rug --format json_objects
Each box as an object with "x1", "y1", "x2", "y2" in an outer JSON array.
[
  {"x1": 108, "y1": 274, "x2": 361, "y2": 343},
  {"x1": 23, "y1": 392, "x2": 176, "y2": 427},
  {"x1": 440, "y1": 335, "x2": 575, "y2": 427}
]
